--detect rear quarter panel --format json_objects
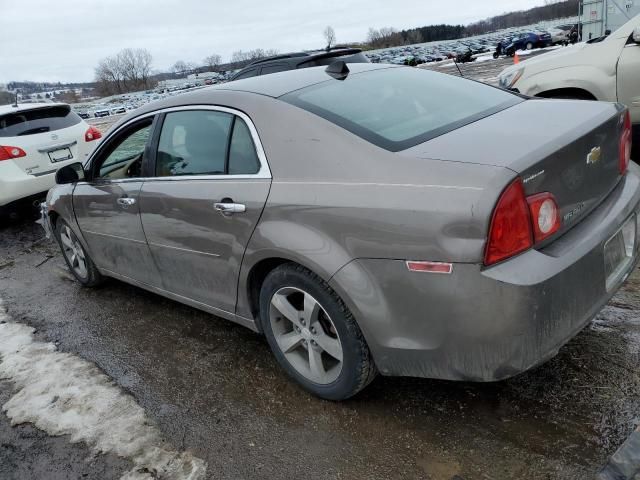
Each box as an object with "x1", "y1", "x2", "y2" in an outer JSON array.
[{"x1": 234, "y1": 97, "x2": 513, "y2": 319}]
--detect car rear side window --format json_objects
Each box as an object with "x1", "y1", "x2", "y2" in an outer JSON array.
[
  {"x1": 156, "y1": 110, "x2": 260, "y2": 177},
  {"x1": 157, "y1": 110, "x2": 233, "y2": 176},
  {"x1": 228, "y1": 118, "x2": 260, "y2": 175},
  {"x1": 0, "y1": 105, "x2": 82, "y2": 137},
  {"x1": 282, "y1": 67, "x2": 523, "y2": 152}
]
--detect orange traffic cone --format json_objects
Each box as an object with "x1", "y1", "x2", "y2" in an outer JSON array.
[{"x1": 514, "y1": 53, "x2": 520, "y2": 64}]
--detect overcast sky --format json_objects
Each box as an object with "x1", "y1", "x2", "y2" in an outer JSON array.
[{"x1": 0, "y1": 0, "x2": 544, "y2": 83}]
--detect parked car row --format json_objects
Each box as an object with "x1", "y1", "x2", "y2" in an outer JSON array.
[{"x1": 365, "y1": 18, "x2": 577, "y2": 65}]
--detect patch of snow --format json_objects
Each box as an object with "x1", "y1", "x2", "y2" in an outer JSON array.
[{"x1": 0, "y1": 300, "x2": 206, "y2": 480}]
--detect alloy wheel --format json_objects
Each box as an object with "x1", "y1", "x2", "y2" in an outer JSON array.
[
  {"x1": 59, "y1": 225, "x2": 88, "y2": 279},
  {"x1": 269, "y1": 287, "x2": 343, "y2": 384}
]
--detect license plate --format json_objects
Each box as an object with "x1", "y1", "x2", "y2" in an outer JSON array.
[
  {"x1": 604, "y1": 215, "x2": 637, "y2": 290},
  {"x1": 48, "y1": 148, "x2": 73, "y2": 163}
]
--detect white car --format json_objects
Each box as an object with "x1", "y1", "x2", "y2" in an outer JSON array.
[
  {"x1": 547, "y1": 24, "x2": 573, "y2": 44},
  {"x1": 0, "y1": 103, "x2": 101, "y2": 215},
  {"x1": 499, "y1": 14, "x2": 640, "y2": 149}
]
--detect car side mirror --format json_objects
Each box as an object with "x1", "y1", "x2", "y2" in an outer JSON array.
[
  {"x1": 634, "y1": 26, "x2": 640, "y2": 44},
  {"x1": 55, "y1": 162, "x2": 86, "y2": 184}
]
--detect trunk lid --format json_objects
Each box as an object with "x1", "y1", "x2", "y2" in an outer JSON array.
[
  {"x1": 0, "y1": 105, "x2": 87, "y2": 176},
  {"x1": 401, "y1": 98, "x2": 626, "y2": 238}
]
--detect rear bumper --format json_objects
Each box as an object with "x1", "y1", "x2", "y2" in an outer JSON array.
[
  {"x1": 0, "y1": 161, "x2": 57, "y2": 207},
  {"x1": 330, "y1": 165, "x2": 640, "y2": 381}
]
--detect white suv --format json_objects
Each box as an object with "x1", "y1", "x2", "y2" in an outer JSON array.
[
  {"x1": 0, "y1": 103, "x2": 101, "y2": 215},
  {"x1": 499, "y1": 15, "x2": 640, "y2": 149}
]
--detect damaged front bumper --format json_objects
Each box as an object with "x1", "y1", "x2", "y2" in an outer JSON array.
[{"x1": 37, "y1": 202, "x2": 53, "y2": 240}]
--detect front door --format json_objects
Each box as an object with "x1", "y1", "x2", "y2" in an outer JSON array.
[
  {"x1": 139, "y1": 108, "x2": 271, "y2": 314},
  {"x1": 73, "y1": 117, "x2": 162, "y2": 286},
  {"x1": 618, "y1": 37, "x2": 640, "y2": 124}
]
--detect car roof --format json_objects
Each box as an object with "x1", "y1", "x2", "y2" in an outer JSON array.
[
  {"x1": 0, "y1": 102, "x2": 69, "y2": 115},
  {"x1": 218, "y1": 63, "x2": 396, "y2": 98}
]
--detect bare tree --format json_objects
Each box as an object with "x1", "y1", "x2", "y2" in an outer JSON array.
[
  {"x1": 366, "y1": 27, "x2": 401, "y2": 48},
  {"x1": 94, "y1": 48, "x2": 156, "y2": 96},
  {"x1": 203, "y1": 54, "x2": 221, "y2": 71},
  {"x1": 230, "y1": 49, "x2": 278, "y2": 64},
  {"x1": 171, "y1": 60, "x2": 189, "y2": 75},
  {"x1": 323, "y1": 26, "x2": 336, "y2": 49}
]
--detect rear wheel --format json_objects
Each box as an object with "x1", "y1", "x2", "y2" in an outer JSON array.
[
  {"x1": 260, "y1": 264, "x2": 377, "y2": 400},
  {"x1": 526, "y1": 42, "x2": 534, "y2": 50},
  {"x1": 55, "y1": 219, "x2": 103, "y2": 287}
]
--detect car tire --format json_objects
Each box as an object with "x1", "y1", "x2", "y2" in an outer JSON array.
[
  {"x1": 259, "y1": 263, "x2": 377, "y2": 401},
  {"x1": 55, "y1": 219, "x2": 103, "y2": 287},
  {"x1": 526, "y1": 42, "x2": 533, "y2": 50}
]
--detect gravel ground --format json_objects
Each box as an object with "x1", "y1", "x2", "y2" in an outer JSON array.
[{"x1": 2, "y1": 49, "x2": 640, "y2": 480}]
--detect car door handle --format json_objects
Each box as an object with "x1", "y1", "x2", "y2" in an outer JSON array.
[
  {"x1": 117, "y1": 197, "x2": 136, "y2": 207},
  {"x1": 214, "y1": 202, "x2": 246, "y2": 216}
]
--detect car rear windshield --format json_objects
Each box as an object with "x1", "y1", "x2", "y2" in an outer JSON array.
[
  {"x1": 281, "y1": 67, "x2": 523, "y2": 151},
  {"x1": 0, "y1": 105, "x2": 82, "y2": 138}
]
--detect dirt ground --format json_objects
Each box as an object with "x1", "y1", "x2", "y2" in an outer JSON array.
[{"x1": 2, "y1": 50, "x2": 640, "y2": 480}]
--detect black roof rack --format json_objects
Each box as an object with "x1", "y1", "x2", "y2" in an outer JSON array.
[
  {"x1": 247, "y1": 52, "x2": 309, "y2": 67},
  {"x1": 246, "y1": 48, "x2": 363, "y2": 67}
]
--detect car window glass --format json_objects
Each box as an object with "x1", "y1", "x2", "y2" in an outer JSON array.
[
  {"x1": 234, "y1": 68, "x2": 258, "y2": 80},
  {"x1": 228, "y1": 118, "x2": 260, "y2": 175},
  {"x1": 156, "y1": 110, "x2": 232, "y2": 176},
  {"x1": 98, "y1": 122, "x2": 152, "y2": 179},
  {"x1": 282, "y1": 67, "x2": 522, "y2": 152},
  {"x1": 0, "y1": 106, "x2": 81, "y2": 137},
  {"x1": 260, "y1": 64, "x2": 289, "y2": 75}
]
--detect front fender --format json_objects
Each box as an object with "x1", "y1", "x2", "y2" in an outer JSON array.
[
  {"x1": 519, "y1": 65, "x2": 616, "y2": 102},
  {"x1": 46, "y1": 185, "x2": 90, "y2": 255}
]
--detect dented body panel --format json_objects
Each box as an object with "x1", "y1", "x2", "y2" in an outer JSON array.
[{"x1": 329, "y1": 165, "x2": 640, "y2": 379}]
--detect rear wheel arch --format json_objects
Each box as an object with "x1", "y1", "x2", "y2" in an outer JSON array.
[
  {"x1": 246, "y1": 257, "x2": 353, "y2": 333},
  {"x1": 247, "y1": 257, "x2": 293, "y2": 328},
  {"x1": 536, "y1": 88, "x2": 597, "y2": 100}
]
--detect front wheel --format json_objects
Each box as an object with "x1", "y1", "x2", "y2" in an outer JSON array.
[
  {"x1": 260, "y1": 264, "x2": 377, "y2": 400},
  {"x1": 55, "y1": 219, "x2": 103, "y2": 287},
  {"x1": 526, "y1": 42, "x2": 534, "y2": 50}
]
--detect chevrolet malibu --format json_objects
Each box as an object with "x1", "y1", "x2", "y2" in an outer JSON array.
[{"x1": 43, "y1": 63, "x2": 639, "y2": 400}]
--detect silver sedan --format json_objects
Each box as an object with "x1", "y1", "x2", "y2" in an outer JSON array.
[{"x1": 44, "y1": 63, "x2": 639, "y2": 400}]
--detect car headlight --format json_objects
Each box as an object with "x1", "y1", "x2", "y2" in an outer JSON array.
[{"x1": 499, "y1": 67, "x2": 524, "y2": 89}]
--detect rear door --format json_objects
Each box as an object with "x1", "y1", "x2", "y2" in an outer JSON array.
[
  {"x1": 73, "y1": 116, "x2": 162, "y2": 286},
  {"x1": 0, "y1": 105, "x2": 88, "y2": 176},
  {"x1": 139, "y1": 107, "x2": 271, "y2": 314},
  {"x1": 617, "y1": 36, "x2": 640, "y2": 124}
]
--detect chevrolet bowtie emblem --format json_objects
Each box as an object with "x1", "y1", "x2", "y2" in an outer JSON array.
[{"x1": 586, "y1": 146, "x2": 602, "y2": 165}]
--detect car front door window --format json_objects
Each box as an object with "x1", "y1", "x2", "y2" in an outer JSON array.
[{"x1": 96, "y1": 122, "x2": 152, "y2": 179}]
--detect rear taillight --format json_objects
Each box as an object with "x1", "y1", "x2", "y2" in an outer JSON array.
[
  {"x1": 0, "y1": 145, "x2": 27, "y2": 161},
  {"x1": 485, "y1": 180, "x2": 562, "y2": 266},
  {"x1": 85, "y1": 126, "x2": 102, "y2": 142},
  {"x1": 484, "y1": 179, "x2": 533, "y2": 265},
  {"x1": 620, "y1": 110, "x2": 632, "y2": 175},
  {"x1": 527, "y1": 192, "x2": 561, "y2": 243}
]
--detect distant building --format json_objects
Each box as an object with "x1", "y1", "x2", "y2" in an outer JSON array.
[{"x1": 580, "y1": 0, "x2": 640, "y2": 40}]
